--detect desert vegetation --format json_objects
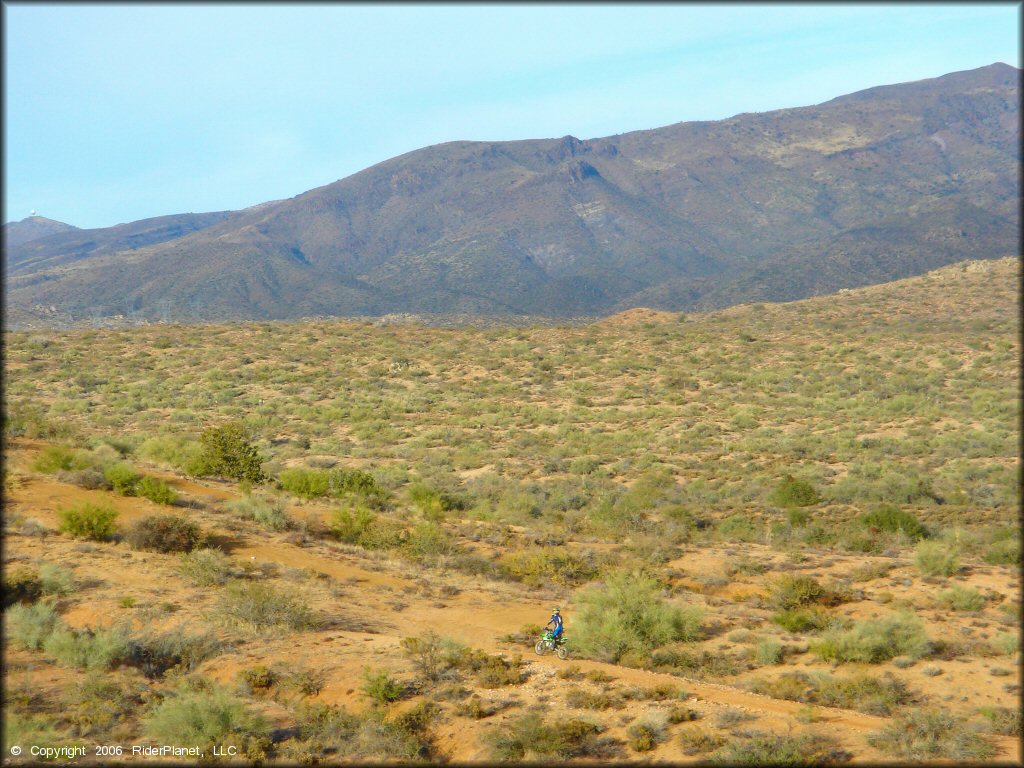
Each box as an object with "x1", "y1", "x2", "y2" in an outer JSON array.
[{"x1": 2, "y1": 259, "x2": 1019, "y2": 763}]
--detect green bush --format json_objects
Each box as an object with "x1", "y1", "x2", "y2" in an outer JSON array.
[
  {"x1": 228, "y1": 494, "x2": 289, "y2": 530},
  {"x1": 3, "y1": 567, "x2": 43, "y2": 607},
  {"x1": 178, "y1": 549, "x2": 231, "y2": 586},
  {"x1": 812, "y1": 612, "x2": 930, "y2": 664},
  {"x1": 217, "y1": 580, "x2": 316, "y2": 633},
  {"x1": 717, "y1": 514, "x2": 759, "y2": 542},
  {"x1": 768, "y1": 475, "x2": 821, "y2": 507},
  {"x1": 361, "y1": 668, "x2": 405, "y2": 706},
  {"x1": 136, "y1": 475, "x2": 177, "y2": 505},
  {"x1": 329, "y1": 505, "x2": 377, "y2": 544},
  {"x1": 978, "y1": 706, "x2": 1022, "y2": 736},
  {"x1": 767, "y1": 575, "x2": 843, "y2": 610},
  {"x1": 498, "y1": 547, "x2": 600, "y2": 587},
  {"x1": 404, "y1": 521, "x2": 457, "y2": 560},
  {"x1": 125, "y1": 514, "x2": 203, "y2": 553},
  {"x1": 31, "y1": 445, "x2": 90, "y2": 474},
  {"x1": 37, "y1": 564, "x2": 75, "y2": 597},
  {"x1": 859, "y1": 505, "x2": 928, "y2": 540},
  {"x1": 43, "y1": 625, "x2": 133, "y2": 670},
  {"x1": 772, "y1": 607, "x2": 834, "y2": 633},
  {"x1": 132, "y1": 629, "x2": 221, "y2": 679},
  {"x1": 57, "y1": 502, "x2": 118, "y2": 541},
  {"x1": 573, "y1": 570, "x2": 703, "y2": 664},
  {"x1": 711, "y1": 732, "x2": 847, "y2": 764},
  {"x1": 62, "y1": 673, "x2": 146, "y2": 738},
  {"x1": 868, "y1": 709, "x2": 995, "y2": 760},
  {"x1": 936, "y1": 585, "x2": 985, "y2": 612},
  {"x1": 486, "y1": 710, "x2": 611, "y2": 760},
  {"x1": 754, "y1": 639, "x2": 784, "y2": 665},
  {"x1": 748, "y1": 670, "x2": 913, "y2": 715},
  {"x1": 196, "y1": 423, "x2": 266, "y2": 483},
  {"x1": 915, "y1": 541, "x2": 960, "y2": 577},
  {"x1": 279, "y1": 467, "x2": 380, "y2": 500},
  {"x1": 143, "y1": 685, "x2": 268, "y2": 756},
  {"x1": 626, "y1": 715, "x2": 666, "y2": 752},
  {"x1": 103, "y1": 462, "x2": 140, "y2": 495},
  {"x1": 6, "y1": 602, "x2": 61, "y2": 650},
  {"x1": 138, "y1": 435, "x2": 205, "y2": 473},
  {"x1": 983, "y1": 537, "x2": 1021, "y2": 565}
]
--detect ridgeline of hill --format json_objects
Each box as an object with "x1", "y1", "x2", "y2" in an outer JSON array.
[{"x1": 4, "y1": 63, "x2": 1019, "y2": 328}]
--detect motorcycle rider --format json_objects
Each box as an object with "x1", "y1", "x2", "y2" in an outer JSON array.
[{"x1": 545, "y1": 607, "x2": 564, "y2": 645}]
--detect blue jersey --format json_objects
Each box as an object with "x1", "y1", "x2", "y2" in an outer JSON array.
[{"x1": 548, "y1": 613, "x2": 563, "y2": 637}]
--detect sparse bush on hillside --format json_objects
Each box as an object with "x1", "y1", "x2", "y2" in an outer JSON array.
[
  {"x1": 57, "y1": 502, "x2": 118, "y2": 541},
  {"x1": 143, "y1": 685, "x2": 268, "y2": 758},
  {"x1": 6, "y1": 602, "x2": 61, "y2": 650},
  {"x1": 486, "y1": 710, "x2": 615, "y2": 760},
  {"x1": 768, "y1": 475, "x2": 821, "y2": 507},
  {"x1": 767, "y1": 575, "x2": 846, "y2": 610},
  {"x1": 3, "y1": 568, "x2": 43, "y2": 607},
  {"x1": 329, "y1": 505, "x2": 377, "y2": 544},
  {"x1": 498, "y1": 547, "x2": 600, "y2": 587},
  {"x1": 136, "y1": 475, "x2": 177, "y2": 505},
  {"x1": 178, "y1": 548, "x2": 232, "y2": 586},
  {"x1": 126, "y1": 514, "x2": 204, "y2": 553},
  {"x1": 936, "y1": 585, "x2": 986, "y2": 612},
  {"x1": 103, "y1": 462, "x2": 140, "y2": 495},
  {"x1": 812, "y1": 612, "x2": 931, "y2": 664},
  {"x1": 711, "y1": 732, "x2": 848, "y2": 764},
  {"x1": 982, "y1": 535, "x2": 1021, "y2": 565},
  {"x1": 195, "y1": 422, "x2": 266, "y2": 483},
  {"x1": 361, "y1": 668, "x2": 405, "y2": 706},
  {"x1": 42, "y1": 624, "x2": 133, "y2": 670},
  {"x1": 748, "y1": 670, "x2": 914, "y2": 715},
  {"x1": 914, "y1": 540, "x2": 960, "y2": 577},
  {"x1": 31, "y1": 445, "x2": 90, "y2": 474},
  {"x1": 130, "y1": 627, "x2": 223, "y2": 678},
  {"x1": 573, "y1": 570, "x2": 703, "y2": 664},
  {"x1": 279, "y1": 466, "x2": 381, "y2": 501},
  {"x1": 228, "y1": 494, "x2": 289, "y2": 530},
  {"x1": 978, "y1": 706, "x2": 1022, "y2": 736},
  {"x1": 867, "y1": 709, "x2": 995, "y2": 760},
  {"x1": 858, "y1": 505, "x2": 928, "y2": 540},
  {"x1": 217, "y1": 580, "x2": 316, "y2": 633}
]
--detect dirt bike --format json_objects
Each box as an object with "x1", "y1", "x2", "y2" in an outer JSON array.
[{"x1": 535, "y1": 630, "x2": 569, "y2": 659}]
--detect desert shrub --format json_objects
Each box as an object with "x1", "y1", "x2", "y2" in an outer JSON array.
[
  {"x1": 772, "y1": 607, "x2": 834, "y2": 633},
  {"x1": 125, "y1": 514, "x2": 203, "y2": 553},
  {"x1": 290, "y1": 700, "x2": 434, "y2": 761},
  {"x1": 37, "y1": 563, "x2": 75, "y2": 597},
  {"x1": 754, "y1": 639, "x2": 784, "y2": 665},
  {"x1": 982, "y1": 536, "x2": 1021, "y2": 565},
  {"x1": 3, "y1": 712, "x2": 69, "y2": 754},
  {"x1": 63, "y1": 672, "x2": 147, "y2": 737},
  {"x1": 56, "y1": 468, "x2": 111, "y2": 490},
  {"x1": 130, "y1": 627, "x2": 223, "y2": 678},
  {"x1": 143, "y1": 685, "x2": 268, "y2": 756},
  {"x1": 400, "y1": 631, "x2": 454, "y2": 683},
  {"x1": 103, "y1": 462, "x2": 140, "y2": 495},
  {"x1": 859, "y1": 505, "x2": 928, "y2": 540},
  {"x1": 565, "y1": 687, "x2": 622, "y2": 710},
  {"x1": 136, "y1": 475, "x2": 177, "y2": 505},
  {"x1": 679, "y1": 729, "x2": 726, "y2": 755},
  {"x1": 6, "y1": 601, "x2": 61, "y2": 649},
  {"x1": 217, "y1": 580, "x2": 316, "y2": 633},
  {"x1": 474, "y1": 654, "x2": 526, "y2": 688},
  {"x1": 228, "y1": 494, "x2": 289, "y2": 531},
  {"x1": 361, "y1": 668, "x2": 405, "y2": 706},
  {"x1": 990, "y1": 632, "x2": 1018, "y2": 656},
  {"x1": 812, "y1": 612, "x2": 930, "y2": 663},
  {"x1": 936, "y1": 585, "x2": 986, "y2": 612},
  {"x1": 748, "y1": 671, "x2": 913, "y2": 715},
  {"x1": 404, "y1": 521, "x2": 457, "y2": 560},
  {"x1": 868, "y1": 709, "x2": 995, "y2": 760},
  {"x1": 498, "y1": 547, "x2": 600, "y2": 587},
  {"x1": 574, "y1": 570, "x2": 702, "y2": 664},
  {"x1": 711, "y1": 732, "x2": 848, "y2": 764},
  {"x1": 768, "y1": 475, "x2": 820, "y2": 507},
  {"x1": 43, "y1": 625, "x2": 133, "y2": 670},
  {"x1": 3, "y1": 567, "x2": 43, "y2": 607},
  {"x1": 178, "y1": 549, "x2": 232, "y2": 586},
  {"x1": 31, "y1": 445, "x2": 90, "y2": 474},
  {"x1": 57, "y1": 502, "x2": 118, "y2": 541},
  {"x1": 627, "y1": 714, "x2": 667, "y2": 752},
  {"x1": 486, "y1": 710, "x2": 612, "y2": 760},
  {"x1": 978, "y1": 706, "x2": 1022, "y2": 736},
  {"x1": 717, "y1": 513, "x2": 759, "y2": 542},
  {"x1": 914, "y1": 541, "x2": 960, "y2": 576},
  {"x1": 848, "y1": 561, "x2": 893, "y2": 582},
  {"x1": 329, "y1": 505, "x2": 376, "y2": 544},
  {"x1": 195, "y1": 422, "x2": 266, "y2": 483},
  {"x1": 138, "y1": 434, "x2": 205, "y2": 472},
  {"x1": 767, "y1": 575, "x2": 844, "y2": 610},
  {"x1": 279, "y1": 467, "x2": 380, "y2": 500}
]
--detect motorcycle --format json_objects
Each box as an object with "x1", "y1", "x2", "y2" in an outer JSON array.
[{"x1": 535, "y1": 630, "x2": 569, "y2": 659}]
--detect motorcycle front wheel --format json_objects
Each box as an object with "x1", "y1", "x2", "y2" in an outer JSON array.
[{"x1": 556, "y1": 645, "x2": 569, "y2": 660}]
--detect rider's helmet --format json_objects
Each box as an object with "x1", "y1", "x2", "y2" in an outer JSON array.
[{"x1": 553, "y1": 607, "x2": 560, "y2": 615}]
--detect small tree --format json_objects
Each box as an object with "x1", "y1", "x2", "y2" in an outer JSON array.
[{"x1": 197, "y1": 423, "x2": 266, "y2": 483}]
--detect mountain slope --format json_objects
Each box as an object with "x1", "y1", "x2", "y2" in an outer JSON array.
[
  {"x1": 2, "y1": 216, "x2": 79, "y2": 248},
  {"x1": 5, "y1": 62, "x2": 1019, "y2": 327}
]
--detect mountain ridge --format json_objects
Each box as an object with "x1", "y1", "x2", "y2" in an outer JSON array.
[{"x1": 4, "y1": 62, "x2": 1019, "y2": 328}]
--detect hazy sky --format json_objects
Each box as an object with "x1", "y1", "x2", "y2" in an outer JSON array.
[{"x1": 3, "y1": 3, "x2": 1019, "y2": 229}]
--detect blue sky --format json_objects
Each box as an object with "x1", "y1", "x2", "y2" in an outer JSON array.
[{"x1": 3, "y1": 3, "x2": 1019, "y2": 229}]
